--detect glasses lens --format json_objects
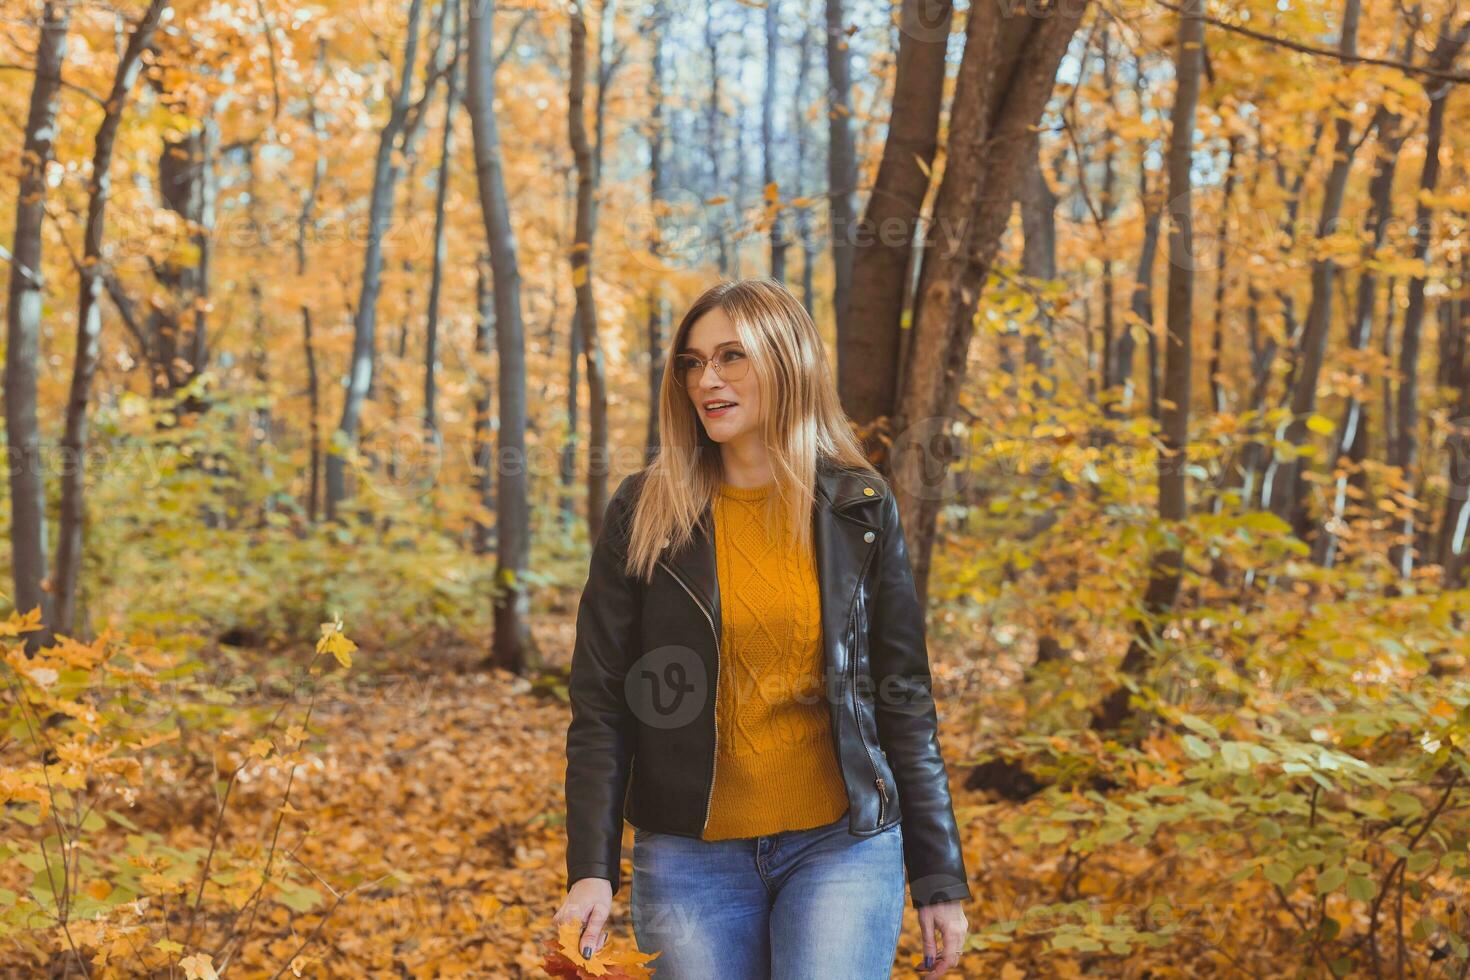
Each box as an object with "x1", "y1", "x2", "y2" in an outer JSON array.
[
  {"x1": 716, "y1": 349, "x2": 749, "y2": 382},
  {"x1": 675, "y1": 355, "x2": 703, "y2": 386}
]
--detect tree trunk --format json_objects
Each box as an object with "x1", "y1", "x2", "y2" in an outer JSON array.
[
  {"x1": 825, "y1": 0, "x2": 858, "y2": 360},
  {"x1": 1390, "y1": 19, "x2": 1470, "y2": 579},
  {"x1": 842, "y1": 0, "x2": 953, "y2": 455},
  {"x1": 1267, "y1": 0, "x2": 1363, "y2": 537},
  {"x1": 473, "y1": 252, "x2": 497, "y2": 556},
  {"x1": 299, "y1": 39, "x2": 329, "y2": 525},
  {"x1": 324, "y1": 0, "x2": 427, "y2": 520},
  {"x1": 425, "y1": 0, "x2": 464, "y2": 435},
  {"x1": 1118, "y1": 119, "x2": 1161, "y2": 414},
  {"x1": 54, "y1": 0, "x2": 170, "y2": 638},
  {"x1": 569, "y1": 0, "x2": 610, "y2": 539},
  {"x1": 886, "y1": 0, "x2": 1087, "y2": 607},
  {"x1": 150, "y1": 120, "x2": 217, "y2": 410},
  {"x1": 1206, "y1": 137, "x2": 1239, "y2": 420},
  {"x1": 644, "y1": 3, "x2": 670, "y2": 462},
  {"x1": 1020, "y1": 133, "x2": 1058, "y2": 388},
  {"x1": 5, "y1": 0, "x2": 69, "y2": 648},
  {"x1": 794, "y1": 16, "x2": 817, "y2": 314},
  {"x1": 704, "y1": 1, "x2": 728, "y2": 273},
  {"x1": 764, "y1": 0, "x2": 787, "y2": 281},
  {"x1": 1092, "y1": 0, "x2": 1203, "y2": 732},
  {"x1": 640, "y1": 1, "x2": 670, "y2": 461},
  {"x1": 1314, "y1": 106, "x2": 1407, "y2": 567},
  {"x1": 1439, "y1": 290, "x2": 1470, "y2": 587},
  {"x1": 467, "y1": 0, "x2": 540, "y2": 672}
]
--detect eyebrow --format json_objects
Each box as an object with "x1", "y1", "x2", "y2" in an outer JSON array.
[{"x1": 677, "y1": 340, "x2": 743, "y2": 356}]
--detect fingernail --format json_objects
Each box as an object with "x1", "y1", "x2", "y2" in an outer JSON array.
[
  {"x1": 583, "y1": 946, "x2": 592, "y2": 958},
  {"x1": 923, "y1": 955, "x2": 933, "y2": 970}
]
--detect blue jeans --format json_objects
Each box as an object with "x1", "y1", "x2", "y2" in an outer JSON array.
[{"x1": 629, "y1": 811, "x2": 905, "y2": 979}]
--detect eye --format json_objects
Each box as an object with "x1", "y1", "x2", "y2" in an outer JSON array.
[{"x1": 718, "y1": 349, "x2": 746, "y2": 364}]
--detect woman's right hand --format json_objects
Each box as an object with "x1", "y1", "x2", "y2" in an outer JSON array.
[{"x1": 553, "y1": 876, "x2": 614, "y2": 959}]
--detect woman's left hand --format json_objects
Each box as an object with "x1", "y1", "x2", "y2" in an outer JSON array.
[{"x1": 916, "y1": 898, "x2": 968, "y2": 977}]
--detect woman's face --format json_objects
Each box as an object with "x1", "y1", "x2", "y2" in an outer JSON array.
[{"x1": 679, "y1": 307, "x2": 762, "y2": 446}]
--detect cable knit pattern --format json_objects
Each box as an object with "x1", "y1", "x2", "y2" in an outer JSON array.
[{"x1": 702, "y1": 480, "x2": 850, "y2": 839}]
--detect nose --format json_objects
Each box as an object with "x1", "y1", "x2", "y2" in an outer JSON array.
[{"x1": 696, "y1": 361, "x2": 724, "y2": 390}]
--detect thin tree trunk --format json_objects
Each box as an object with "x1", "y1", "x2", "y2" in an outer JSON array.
[
  {"x1": 424, "y1": 0, "x2": 464, "y2": 435},
  {"x1": 150, "y1": 118, "x2": 217, "y2": 410},
  {"x1": 325, "y1": 0, "x2": 427, "y2": 519},
  {"x1": 476, "y1": 252, "x2": 499, "y2": 555},
  {"x1": 1267, "y1": 0, "x2": 1363, "y2": 536},
  {"x1": 54, "y1": 0, "x2": 168, "y2": 638},
  {"x1": 467, "y1": 0, "x2": 540, "y2": 671},
  {"x1": 825, "y1": 0, "x2": 858, "y2": 359},
  {"x1": 1242, "y1": 123, "x2": 1324, "y2": 517},
  {"x1": 570, "y1": 0, "x2": 610, "y2": 538},
  {"x1": 764, "y1": 0, "x2": 787, "y2": 281},
  {"x1": 794, "y1": 12, "x2": 817, "y2": 314},
  {"x1": 1092, "y1": 0, "x2": 1203, "y2": 731},
  {"x1": 1314, "y1": 106, "x2": 1408, "y2": 567},
  {"x1": 1020, "y1": 128, "x2": 1067, "y2": 666},
  {"x1": 1020, "y1": 132, "x2": 1058, "y2": 388},
  {"x1": 1095, "y1": 30, "x2": 1118, "y2": 412},
  {"x1": 299, "y1": 39, "x2": 328, "y2": 525},
  {"x1": 5, "y1": 0, "x2": 69, "y2": 648},
  {"x1": 644, "y1": 1, "x2": 670, "y2": 460},
  {"x1": 1390, "y1": 19, "x2": 1470, "y2": 579},
  {"x1": 1119, "y1": 117, "x2": 1161, "y2": 414},
  {"x1": 705, "y1": 0, "x2": 728, "y2": 273},
  {"x1": 559, "y1": 167, "x2": 579, "y2": 531},
  {"x1": 1439, "y1": 290, "x2": 1470, "y2": 587},
  {"x1": 1207, "y1": 136, "x2": 1239, "y2": 420},
  {"x1": 473, "y1": 252, "x2": 497, "y2": 556}
]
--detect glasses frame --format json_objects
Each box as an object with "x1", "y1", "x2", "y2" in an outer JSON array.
[{"x1": 673, "y1": 346, "x2": 750, "y2": 388}]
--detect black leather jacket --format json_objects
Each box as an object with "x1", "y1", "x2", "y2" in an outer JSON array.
[{"x1": 564, "y1": 456, "x2": 972, "y2": 908}]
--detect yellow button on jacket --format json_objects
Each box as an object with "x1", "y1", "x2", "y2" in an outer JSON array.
[{"x1": 701, "y1": 479, "x2": 850, "y2": 840}]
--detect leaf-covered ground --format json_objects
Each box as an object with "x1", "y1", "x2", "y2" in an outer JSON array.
[
  {"x1": 90, "y1": 630, "x2": 1257, "y2": 977},
  {"x1": 8, "y1": 599, "x2": 1454, "y2": 978}
]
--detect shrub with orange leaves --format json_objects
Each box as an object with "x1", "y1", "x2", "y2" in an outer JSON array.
[{"x1": 0, "y1": 609, "x2": 363, "y2": 977}]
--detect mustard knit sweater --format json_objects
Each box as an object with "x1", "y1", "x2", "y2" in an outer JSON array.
[{"x1": 701, "y1": 480, "x2": 850, "y2": 839}]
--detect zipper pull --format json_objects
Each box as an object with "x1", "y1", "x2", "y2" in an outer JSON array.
[{"x1": 876, "y1": 777, "x2": 887, "y2": 823}]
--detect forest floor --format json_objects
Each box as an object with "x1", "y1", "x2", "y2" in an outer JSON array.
[
  {"x1": 157, "y1": 612, "x2": 1247, "y2": 979},
  {"x1": 4, "y1": 606, "x2": 1293, "y2": 978}
]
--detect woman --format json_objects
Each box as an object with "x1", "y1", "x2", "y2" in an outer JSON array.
[{"x1": 553, "y1": 278, "x2": 970, "y2": 978}]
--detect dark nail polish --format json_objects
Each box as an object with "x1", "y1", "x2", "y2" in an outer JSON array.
[
  {"x1": 923, "y1": 955, "x2": 933, "y2": 970},
  {"x1": 583, "y1": 946, "x2": 592, "y2": 958}
]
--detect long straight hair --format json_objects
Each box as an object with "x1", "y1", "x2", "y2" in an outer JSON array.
[{"x1": 623, "y1": 277, "x2": 877, "y2": 583}]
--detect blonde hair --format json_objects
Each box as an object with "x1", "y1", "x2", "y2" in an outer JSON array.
[{"x1": 623, "y1": 277, "x2": 876, "y2": 582}]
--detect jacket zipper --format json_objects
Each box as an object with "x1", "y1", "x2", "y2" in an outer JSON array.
[
  {"x1": 848, "y1": 540, "x2": 888, "y2": 827},
  {"x1": 657, "y1": 557, "x2": 721, "y2": 836}
]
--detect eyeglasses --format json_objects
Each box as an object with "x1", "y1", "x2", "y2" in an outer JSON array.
[{"x1": 673, "y1": 347, "x2": 750, "y2": 387}]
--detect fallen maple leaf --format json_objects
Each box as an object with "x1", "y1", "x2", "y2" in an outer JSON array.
[{"x1": 539, "y1": 920, "x2": 660, "y2": 979}]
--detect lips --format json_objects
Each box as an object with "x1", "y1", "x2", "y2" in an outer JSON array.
[{"x1": 703, "y1": 401, "x2": 737, "y2": 417}]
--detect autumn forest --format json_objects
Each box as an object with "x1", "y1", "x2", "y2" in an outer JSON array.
[{"x1": 3, "y1": 0, "x2": 1470, "y2": 973}]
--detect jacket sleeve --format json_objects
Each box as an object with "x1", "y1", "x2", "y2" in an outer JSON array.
[
  {"x1": 869, "y1": 485, "x2": 973, "y2": 909},
  {"x1": 564, "y1": 474, "x2": 642, "y2": 896}
]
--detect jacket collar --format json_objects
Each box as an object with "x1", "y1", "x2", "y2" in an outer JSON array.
[{"x1": 657, "y1": 457, "x2": 884, "y2": 653}]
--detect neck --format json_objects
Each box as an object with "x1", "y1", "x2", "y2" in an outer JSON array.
[{"x1": 718, "y1": 438, "x2": 773, "y2": 488}]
